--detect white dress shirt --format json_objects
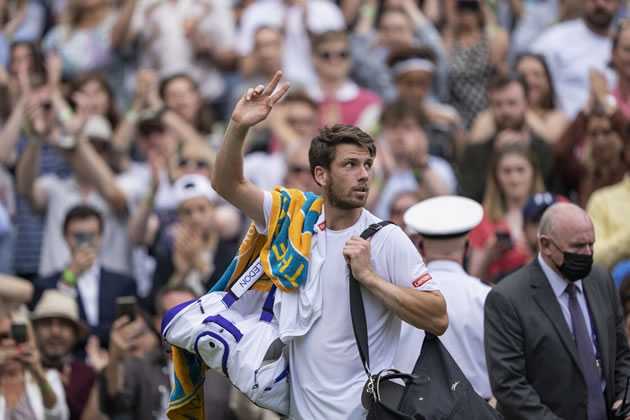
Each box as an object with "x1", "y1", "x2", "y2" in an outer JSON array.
[{"x1": 57, "y1": 262, "x2": 100, "y2": 327}]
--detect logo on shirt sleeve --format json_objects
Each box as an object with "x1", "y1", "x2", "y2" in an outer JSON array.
[{"x1": 412, "y1": 273, "x2": 433, "y2": 288}]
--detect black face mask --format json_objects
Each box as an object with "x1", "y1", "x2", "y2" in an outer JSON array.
[{"x1": 550, "y1": 241, "x2": 593, "y2": 282}]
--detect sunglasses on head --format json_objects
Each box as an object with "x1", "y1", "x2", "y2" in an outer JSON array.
[
  {"x1": 318, "y1": 50, "x2": 350, "y2": 61},
  {"x1": 179, "y1": 158, "x2": 210, "y2": 169}
]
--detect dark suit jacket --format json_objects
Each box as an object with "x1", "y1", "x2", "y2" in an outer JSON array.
[
  {"x1": 457, "y1": 133, "x2": 567, "y2": 203},
  {"x1": 484, "y1": 259, "x2": 630, "y2": 420},
  {"x1": 33, "y1": 267, "x2": 137, "y2": 347}
]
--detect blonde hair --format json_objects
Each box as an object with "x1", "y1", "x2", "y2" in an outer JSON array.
[{"x1": 483, "y1": 144, "x2": 545, "y2": 223}]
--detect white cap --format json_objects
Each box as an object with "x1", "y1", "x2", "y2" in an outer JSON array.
[
  {"x1": 82, "y1": 115, "x2": 112, "y2": 141},
  {"x1": 173, "y1": 174, "x2": 218, "y2": 208},
  {"x1": 404, "y1": 196, "x2": 483, "y2": 238}
]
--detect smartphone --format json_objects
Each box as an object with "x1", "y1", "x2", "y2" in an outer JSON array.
[
  {"x1": 495, "y1": 231, "x2": 514, "y2": 248},
  {"x1": 74, "y1": 232, "x2": 95, "y2": 247},
  {"x1": 10, "y1": 322, "x2": 27, "y2": 344},
  {"x1": 116, "y1": 296, "x2": 138, "y2": 321}
]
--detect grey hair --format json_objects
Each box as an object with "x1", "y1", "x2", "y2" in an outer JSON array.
[{"x1": 537, "y1": 205, "x2": 557, "y2": 239}]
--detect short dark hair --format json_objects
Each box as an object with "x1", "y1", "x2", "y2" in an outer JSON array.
[
  {"x1": 309, "y1": 124, "x2": 376, "y2": 180},
  {"x1": 380, "y1": 98, "x2": 428, "y2": 129},
  {"x1": 63, "y1": 205, "x2": 104, "y2": 235},
  {"x1": 387, "y1": 45, "x2": 436, "y2": 69},
  {"x1": 283, "y1": 90, "x2": 318, "y2": 111},
  {"x1": 311, "y1": 30, "x2": 349, "y2": 51},
  {"x1": 487, "y1": 72, "x2": 529, "y2": 98},
  {"x1": 154, "y1": 283, "x2": 198, "y2": 317}
]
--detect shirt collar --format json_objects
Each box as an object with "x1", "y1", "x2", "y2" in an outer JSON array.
[
  {"x1": 537, "y1": 252, "x2": 583, "y2": 297},
  {"x1": 306, "y1": 81, "x2": 359, "y2": 102},
  {"x1": 426, "y1": 259, "x2": 466, "y2": 274}
]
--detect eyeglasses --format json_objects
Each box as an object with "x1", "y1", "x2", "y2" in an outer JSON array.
[
  {"x1": 318, "y1": 50, "x2": 350, "y2": 61},
  {"x1": 179, "y1": 158, "x2": 210, "y2": 169},
  {"x1": 288, "y1": 166, "x2": 310, "y2": 175}
]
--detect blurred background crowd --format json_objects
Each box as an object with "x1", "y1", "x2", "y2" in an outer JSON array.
[{"x1": 1, "y1": 0, "x2": 630, "y2": 418}]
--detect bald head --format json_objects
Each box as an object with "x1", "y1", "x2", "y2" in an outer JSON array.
[
  {"x1": 420, "y1": 235, "x2": 469, "y2": 265},
  {"x1": 538, "y1": 203, "x2": 595, "y2": 278},
  {"x1": 538, "y1": 203, "x2": 593, "y2": 240}
]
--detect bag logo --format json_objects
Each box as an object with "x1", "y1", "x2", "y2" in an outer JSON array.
[
  {"x1": 230, "y1": 259, "x2": 265, "y2": 298},
  {"x1": 412, "y1": 273, "x2": 432, "y2": 288}
]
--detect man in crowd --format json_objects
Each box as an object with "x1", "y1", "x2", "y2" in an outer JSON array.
[
  {"x1": 398, "y1": 196, "x2": 493, "y2": 402},
  {"x1": 485, "y1": 202, "x2": 630, "y2": 419},
  {"x1": 212, "y1": 71, "x2": 447, "y2": 418},
  {"x1": 522, "y1": 192, "x2": 568, "y2": 256},
  {"x1": 33, "y1": 205, "x2": 137, "y2": 347},
  {"x1": 31, "y1": 289, "x2": 98, "y2": 420},
  {"x1": 532, "y1": 0, "x2": 619, "y2": 117},
  {"x1": 371, "y1": 98, "x2": 455, "y2": 219},
  {"x1": 458, "y1": 72, "x2": 565, "y2": 202}
]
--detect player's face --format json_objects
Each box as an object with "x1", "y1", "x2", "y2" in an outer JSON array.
[{"x1": 323, "y1": 144, "x2": 373, "y2": 210}]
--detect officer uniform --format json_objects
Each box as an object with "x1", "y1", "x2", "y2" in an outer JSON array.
[{"x1": 395, "y1": 196, "x2": 493, "y2": 399}]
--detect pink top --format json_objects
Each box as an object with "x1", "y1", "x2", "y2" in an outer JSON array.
[{"x1": 612, "y1": 85, "x2": 630, "y2": 119}]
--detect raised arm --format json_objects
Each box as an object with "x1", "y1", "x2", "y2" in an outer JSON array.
[{"x1": 212, "y1": 71, "x2": 290, "y2": 227}]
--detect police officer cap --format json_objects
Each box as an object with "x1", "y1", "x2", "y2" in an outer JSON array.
[{"x1": 404, "y1": 196, "x2": 483, "y2": 239}]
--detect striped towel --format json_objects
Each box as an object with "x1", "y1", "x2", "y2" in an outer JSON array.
[{"x1": 167, "y1": 187, "x2": 323, "y2": 419}]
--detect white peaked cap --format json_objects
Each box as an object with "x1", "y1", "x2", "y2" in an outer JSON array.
[
  {"x1": 173, "y1": 174, "x2": 218, "y2": 208},
  {"x1": 404, "y1": 195, "x2": 483, "y2": 238}
]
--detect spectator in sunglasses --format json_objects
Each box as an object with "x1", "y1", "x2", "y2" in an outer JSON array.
[
  {"x1": 307, "y1": 30, "x2": 382, "y2": 133},
  {"x1": 283, "y1": 139, "x2": 321, "y2": 194}
]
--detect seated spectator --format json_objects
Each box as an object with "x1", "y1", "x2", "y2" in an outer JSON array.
[
  {"x1": 531, "y1": 0, "x2": 617, "y2": 118},
  {"x1": 32, "y1": 205, "x2": 137, "y2": 346},
  {"x1": 307, "y1": 30, "x2": 382, "y2": 133},
  {"x1": 370, "y1": 98, "x2": 455, "y2": 219},
  {"x1": 468, "y1": 144, "x2": 545, "y2": 283},
  {"x1": 122, "y1": 0, "x2": 236, "y2": 105},
  {"x1": 388, "y1": 190, "x2": 420, "y2": 235},
  {"x1": 42, "y1": 0, "x2": 131, "y2": 80},
  {"x1": 236, "y1": 0, "x2": 345, "y2": 87},
  {"x1": 148, "y1": 174, "x2": 237, "y2": 300},
  {"x1": 112, "y1": 69, "x2": 205, "y2": 158},
  {"x1": 611, "y1": 21, "x2": 630, "y2": 119},
  {"x1": 101, "y1": 283, "x2": 240, "y2": 420},
  {"x1": 68, "y1": 72, "x2": 119, "y2": 128},
  {"x1": 0, "y1": 0, "x2": 45, "y2": 66},
  {"x1": 266, "y1": 90, "x2": 320, "y2": 153},
  {"x1": 17, "y1": 112, "x2": 140, "y2": 277},
  {"x1": 351, "y1": 0, "x2": 448, "y2": 103},
  {"x1": 521, "y1": 192, "x2": 569, "y2": 256},
  {"x1": 587, "y1": 173, "x2": 630, "y2": 272},
  {"x1": 0, "y1": 314, "x2": 69, "y2": 419},
  {"x1": 2, "y1": 60, "x2": 74, "y2": 281},
  {"x1": 283, "y1": 139, "x2": 321, "y2": 194},
  {"x1": 554, "y1": 70, "x2": 629, "y2": 208},
  {"x1": 458, "y1": 72, "x2": 565, "y2": 202},
  {"x1": 387, "y1": 46, "x2": 462, "y2": 162},
  {"x1": 470, "y1": 53, "x2": 569, "y2": 143},
  {"x1": 442, "y1": 0, "x2": 509, "y2": 129},
  {"x1": 230, "y1": 26, "x2": 285, "y2": 113},
  {"x1": 31, "y1": 290, "x2": 102, "y2": 420}
]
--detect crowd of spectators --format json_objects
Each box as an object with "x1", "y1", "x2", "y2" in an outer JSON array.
[{"x1": 1, "y1": 0, "x2": 630, "y2": 418}]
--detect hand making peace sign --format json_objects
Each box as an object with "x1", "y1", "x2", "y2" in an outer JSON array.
[{"x1": 231, "y1": 71, "x2": 291, "y2": 128}]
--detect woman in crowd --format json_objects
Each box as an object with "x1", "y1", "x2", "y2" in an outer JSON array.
[
  {"x1": 68, "y1": 72, "x2": 119, "y2": 127},
  {"x1": 0, "y1": 316, "x2": 69, "y2": 419},
  {"x1": 159, "y1": 74, "x2": 215, "y2": 138},
  {"x1": 469, "y1": 53, "x2": 569, "y2": 143},
  {"x1": 611, "y1": 21, "x2": 630, "y2": 119},
  {"x1": 443, "y1": 0, "x2": 508, "y2": 129},
  {"x1": 468, "y1": 144, "x2": 544, "y2": 283},
  {"x1": 554, "y1": 70, "x2": 629, "y2": 208},
  {"x1": 42, "y1": 0, "x2": 131, "y2": 79}
]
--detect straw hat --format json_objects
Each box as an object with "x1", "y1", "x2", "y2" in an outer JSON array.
[{"x1": 31, "y1": 290, "x2": 89, "y2": 338}]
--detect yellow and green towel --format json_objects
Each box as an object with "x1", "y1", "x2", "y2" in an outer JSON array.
[{"x1": 167, "y1": 187, "x2": 323, "y2": 419}]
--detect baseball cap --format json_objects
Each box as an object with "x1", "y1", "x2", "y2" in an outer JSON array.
[
  {"x1": 173, "y1": 174, "x2": 218, "y2": 208},
  {"x1": 522, "y1": 193, "x2": 569, "y2": 223}
]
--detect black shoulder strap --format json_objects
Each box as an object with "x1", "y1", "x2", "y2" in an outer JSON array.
[{"x1": 349, "y1": 221, "x2": 394, "y2": 378}]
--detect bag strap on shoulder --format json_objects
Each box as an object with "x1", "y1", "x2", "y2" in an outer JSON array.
[{"x1": 349, "y1": 221, "x2": 394, "y2": 378}]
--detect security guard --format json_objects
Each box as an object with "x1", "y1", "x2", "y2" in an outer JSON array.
[{"x1": 395, "y1": 196, "x2": 494, "y2": 402}]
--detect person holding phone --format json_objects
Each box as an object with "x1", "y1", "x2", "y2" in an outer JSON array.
[
  {"x1": 467, "y1": 143, "x2": 545, "y2": 283},
  {"x1": 0, "y1": 314, "x2": 69, "y2": 419},
  {"x1": 32, "y1": 204, "x2": 136, "y2": 348}
]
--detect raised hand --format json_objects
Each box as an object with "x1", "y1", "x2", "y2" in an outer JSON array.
[
  {"x1": 231, "y1": 71, "x2": 290, "y2": 128},
  {"x1": 45, "y1": 53, "x2": 63, "y2": 88}
]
